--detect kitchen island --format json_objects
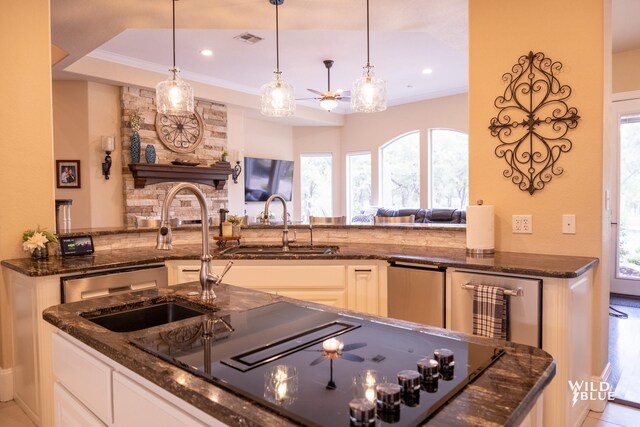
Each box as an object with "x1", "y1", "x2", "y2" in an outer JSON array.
[{"x1": 42, "y1": 280, "x2": 555, "y2": 427}]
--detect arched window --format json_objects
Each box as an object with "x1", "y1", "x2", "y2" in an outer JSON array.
[
  {"x1": 429, "y1": 129, "x2": 468, "y2": 209},
  {"x1": 380, "y1": 131, "x2": 420, "y2": 208}
]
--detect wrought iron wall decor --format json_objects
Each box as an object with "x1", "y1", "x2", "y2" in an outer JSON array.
[
  {"x1": 155, "y1": 110, "x2": 204, "y2": 153},
  {"x1": 488, "y1": 51, "x2": 580, "y2": 194}
]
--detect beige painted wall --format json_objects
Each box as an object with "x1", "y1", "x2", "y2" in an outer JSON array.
[
  {"x1": 53, "y1": 81, "x2": 91, "y2": 229},
  {"x1": 469, "y1": 0, "x2": 611, "y2": 374},
  {"x1": 341, "y1": 93, "x2": 469, "y2": 209},
  {"x1": 612, "y1": 48, "x2": 640, "y2": 93},
  {"x1": 87, "y1": 82, "x2": 123, "y2": 227},
  {"x1": 53, "y1": 82, "x2": 124, "y2": 229},
  {"x1": 0, "y1": 0, "x2": 55, "y2": 368},
  {"x1": 292, "y1": 127, "x2": 343, "y2": 220}
]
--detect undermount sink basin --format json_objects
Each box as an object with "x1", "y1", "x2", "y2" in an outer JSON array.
[
  {"x1": 82, "y1": 299, "x2": 212, "y2": 333},
  {"x1": 220, "y1": 245, "x2": 338, "y2": 256}
]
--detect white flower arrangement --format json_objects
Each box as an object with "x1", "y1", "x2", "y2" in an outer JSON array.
[{"x1": 22, "y1": 227, "x2": 58, "y2": 253}]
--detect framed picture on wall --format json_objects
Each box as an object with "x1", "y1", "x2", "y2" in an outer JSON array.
[{"x1": 56, "y1": 160, "x2": 81, "y2": 188}]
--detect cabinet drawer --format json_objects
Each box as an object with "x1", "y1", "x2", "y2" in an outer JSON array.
[
  {"x1": 54, "y1": 382, "x2": 106, "y2": 427},
  {"x1": 113, "y1": 372, "x2": 215, "y2": 427},
  {"x1": 52, "y1": 333, "x2": 113, "y2": 424}
]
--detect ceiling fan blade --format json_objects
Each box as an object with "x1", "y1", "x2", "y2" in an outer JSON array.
[
  {"x1": 341, "y1": 342, "x2": 366, "y2": 352},
  {"x1": 339, "y1": 97, "x2": 351, "y2": 102},
  {"x1": 341, "y1": 353, "x2": 365, "y2": 363},
  {"x1": 307, "y1": 88, "x2": 323, "y2": 95},
  {"x1": 309, "y1": 355, "x2": 326, "y2": 366},
  {"x1": 296, "y1": 97, "x2": 321, "y2": 101},
  {"x1": 339, "y1": 90, "x2": 351, "y2": 97}
]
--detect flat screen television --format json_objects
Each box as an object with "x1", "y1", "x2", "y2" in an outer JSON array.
[{"x1": 244, "y1": 157, "x2": 294, "y2": 202}]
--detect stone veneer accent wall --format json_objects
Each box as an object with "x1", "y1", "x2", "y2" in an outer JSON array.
[
  {"x1": 91, "y1": 226, "x2": 466, "y2": 251},
  {"x1": 120, "y1": 86, "x2": 229, "y2": 227}
]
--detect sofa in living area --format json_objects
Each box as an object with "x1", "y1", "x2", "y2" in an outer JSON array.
[{"x1": 374, "y1": 207, "x2": 466, "y2": 224}]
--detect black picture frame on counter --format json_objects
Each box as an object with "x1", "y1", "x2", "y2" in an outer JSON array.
[{"x1": 56, "y1": 160, "x2": 81, "y2": 189}]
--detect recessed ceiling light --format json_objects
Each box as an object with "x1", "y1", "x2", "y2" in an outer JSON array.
[
  {"x1": 422, "y1": 68, "x2": 433, "y2": 75},
  {"x1": 200, "y1": 49, "x2": 213, "y2": 57}
]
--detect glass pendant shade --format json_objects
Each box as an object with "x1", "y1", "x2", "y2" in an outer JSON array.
[
  {"x1": 319, "y1": 98, "x2": 339, "y2": 112},
  {"x1": 261, "y1": 71, "x2": 295, "y2": 117},
  {"x1": 156, "y1": 68, "x2": 194, "y2": 116},
  {"x1": 351, "y1": 66, "x2": 387, "y2": 113}
]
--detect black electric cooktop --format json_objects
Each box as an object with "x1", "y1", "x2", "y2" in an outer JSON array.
[{"x1": 131, "y1": 302, "x2": 503, "y2": 427}]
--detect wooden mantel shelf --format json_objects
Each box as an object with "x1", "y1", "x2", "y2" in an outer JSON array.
[{"x1": 128, "y1": 163, "x2": 233, "y2": 189}]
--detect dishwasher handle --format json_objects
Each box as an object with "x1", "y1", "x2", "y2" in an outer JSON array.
[{"x1": 460, "y1": 282, "x2": 523, "y2": 297}]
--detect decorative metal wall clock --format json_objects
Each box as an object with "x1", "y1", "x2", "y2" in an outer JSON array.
[
  {"x1": 488, "y1": 51, "x2": 580, "y2": 195},
  {"x1": 155, "y1": 111, "x2": 204, "y2": 153}
]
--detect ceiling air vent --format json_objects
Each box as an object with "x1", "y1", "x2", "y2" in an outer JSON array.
[{"x1": 233, "y1": 32, "x2": 263, "y2": 45}]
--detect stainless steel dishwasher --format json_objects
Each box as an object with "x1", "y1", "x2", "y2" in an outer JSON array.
[
  {"x1": 387, "y1": 261, "x2": 446, "y2": 328},
  {"x1": 61, "y1": 264, "x2": 168, "y2": 303}
]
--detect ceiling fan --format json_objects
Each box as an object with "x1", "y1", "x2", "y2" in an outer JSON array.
[{"x1": 299, "y1": 60, "x2": 350, "y2": 112}]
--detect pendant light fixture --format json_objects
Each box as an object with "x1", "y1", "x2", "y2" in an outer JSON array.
[
  {"x1": 156, "y1": 0, "x2": 194, "y2": 116},
  {"x1": 351, "y1": 0, "x2": 387, "y2": 113},
  {"x1": 260, "y1": 0, "x2": 295, "y2": 117}
]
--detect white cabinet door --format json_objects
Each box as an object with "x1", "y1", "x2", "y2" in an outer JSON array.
[
  {"x1": 52, "y1": 333, "x2": 113, "y2": 425},
  {"x1": 346, "y1": 265, "x2": 380, "y2": 315},
  {"x1": 113, "y1": 372, "x2": 217, "y2": 427},
  {"x1": 54, "y1": 383, "x2": 105, "y2": 427}
]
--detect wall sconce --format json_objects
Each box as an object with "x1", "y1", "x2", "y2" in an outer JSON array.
[
  {"x1": 101, "y1": 136, "x2": 115, "y2": 180},
  {"x1": 230, "y1": 150, "x2": 242, "y2": 184}
]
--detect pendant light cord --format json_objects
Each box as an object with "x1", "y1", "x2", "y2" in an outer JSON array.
[
  {"x1": 366, "y1": 0, "x2": 371, "y2": 68},
  {"x1": 275, "y1": 1, "x2": 280, "y2": 72},
  {"x1": 172, "y1": 0, "x2": 177, "y2": 69}
]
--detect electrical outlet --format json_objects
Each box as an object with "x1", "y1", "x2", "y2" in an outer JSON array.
[{"x1": 512, "y1": 215, "x2": 533, "y2": 234}]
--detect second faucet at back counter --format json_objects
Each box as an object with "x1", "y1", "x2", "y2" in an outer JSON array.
[{"x1": 261, "y1": 194, "x2": 297, "y2": 252}]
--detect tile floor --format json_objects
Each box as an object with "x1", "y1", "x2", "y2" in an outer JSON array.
[
  {"x1": 1, "y1": 397, "x2": 639, "y2": 426},
  {"x1": 582, "y1": 403, "x2": 640, "y2": 427},
  {"x1": 0, "y1": 401, "x2": 35, "y2": 427}
]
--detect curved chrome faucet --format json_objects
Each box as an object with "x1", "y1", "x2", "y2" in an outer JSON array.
[
  {"x1": 263, "y1": 194, "x2": 291, "y2": 251},
  {"x1": 156, "y1": 182, "x2": 232, "y2": 301}
]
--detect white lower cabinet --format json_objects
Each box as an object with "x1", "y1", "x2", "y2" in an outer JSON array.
[
  {"x1": 52, "y1": 331, "x2": 224, "y2": 427},
  {"x1": 53, "y1": 383, "x2": 105, "y2": 427},
  {"x1": 346, "y1": 265, "x2": 384, "y2": 316},
  {"x1": 113, "y1": 372, "x2": 214, "y2": 427},
  {"x1": 166, "y1": 259, "x2": 387, "y2": 314}
]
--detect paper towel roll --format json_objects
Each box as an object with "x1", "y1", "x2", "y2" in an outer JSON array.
[{"x1": 466, "y1": 204, "x2": 494, "y2": 254}]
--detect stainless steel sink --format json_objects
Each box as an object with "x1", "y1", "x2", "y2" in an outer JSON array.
[
  {"x1": 220, "y1": 245, "x2": 338, "y2": 256},
  {"x1": 82, "y1": 299, "x2": 213, "y2": 333}
]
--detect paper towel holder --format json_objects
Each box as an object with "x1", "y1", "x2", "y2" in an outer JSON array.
[{"x1": 466, "y1": 200, "x2": 495, "y2": 256}]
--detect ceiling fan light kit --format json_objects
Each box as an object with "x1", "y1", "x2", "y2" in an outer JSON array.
[
  {"x1": 351, "y1": 0, "x2": 387, "y2": 113},
  {"x1": 155, "y1": 0, "x2": 195, "y2": 116},
  {"x1": 261, "y1": 0, "x2": 295, "y2": 117}
]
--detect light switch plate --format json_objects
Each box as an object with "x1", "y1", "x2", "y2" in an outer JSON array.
[{"x1": 562, "y1": 214, "x2": 576, "y2": 234}]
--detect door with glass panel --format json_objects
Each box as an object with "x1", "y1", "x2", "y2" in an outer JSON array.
[{"x1": 612, "y1": 99, "x2": 640, "y2": 296}]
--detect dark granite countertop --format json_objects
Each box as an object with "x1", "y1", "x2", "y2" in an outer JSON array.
[
  {"x1": 43, "y1": 283, "x2": 555, "y2": 426},
  {"x1": 1, "y1": 243, "x2": 598, "y2": 279}
]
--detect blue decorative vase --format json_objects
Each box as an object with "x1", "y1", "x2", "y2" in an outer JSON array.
[
  {"x1": 145, "y1": 144, "x2": 156, "y2": 164},
  {"x1": 130, "y1": 132, "x2": 141, "y2": 163}
]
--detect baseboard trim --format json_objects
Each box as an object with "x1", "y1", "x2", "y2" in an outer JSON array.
[
  {"x1": 589, "y1": 362, "x2": 613, "y2": 412},
  {"x1": 0, "y1": 368, "x2": 13, "y2": 402}
]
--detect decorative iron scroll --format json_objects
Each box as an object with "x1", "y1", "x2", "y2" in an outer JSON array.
[
  {"x1": 488, "y1": 51, "x2": 580, "y2": 194},
  {"x1": 155, "y1": 111, "x2": 204, "y2": 153}
]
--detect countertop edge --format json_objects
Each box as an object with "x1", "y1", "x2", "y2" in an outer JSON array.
[{"x1": 2, "y1": 246, "x2": 599, "y2": 279}]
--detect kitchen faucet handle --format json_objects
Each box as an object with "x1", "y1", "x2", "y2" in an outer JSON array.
[{"x1": 210, "y1": 261, "x2": 233, "y2": 286}]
